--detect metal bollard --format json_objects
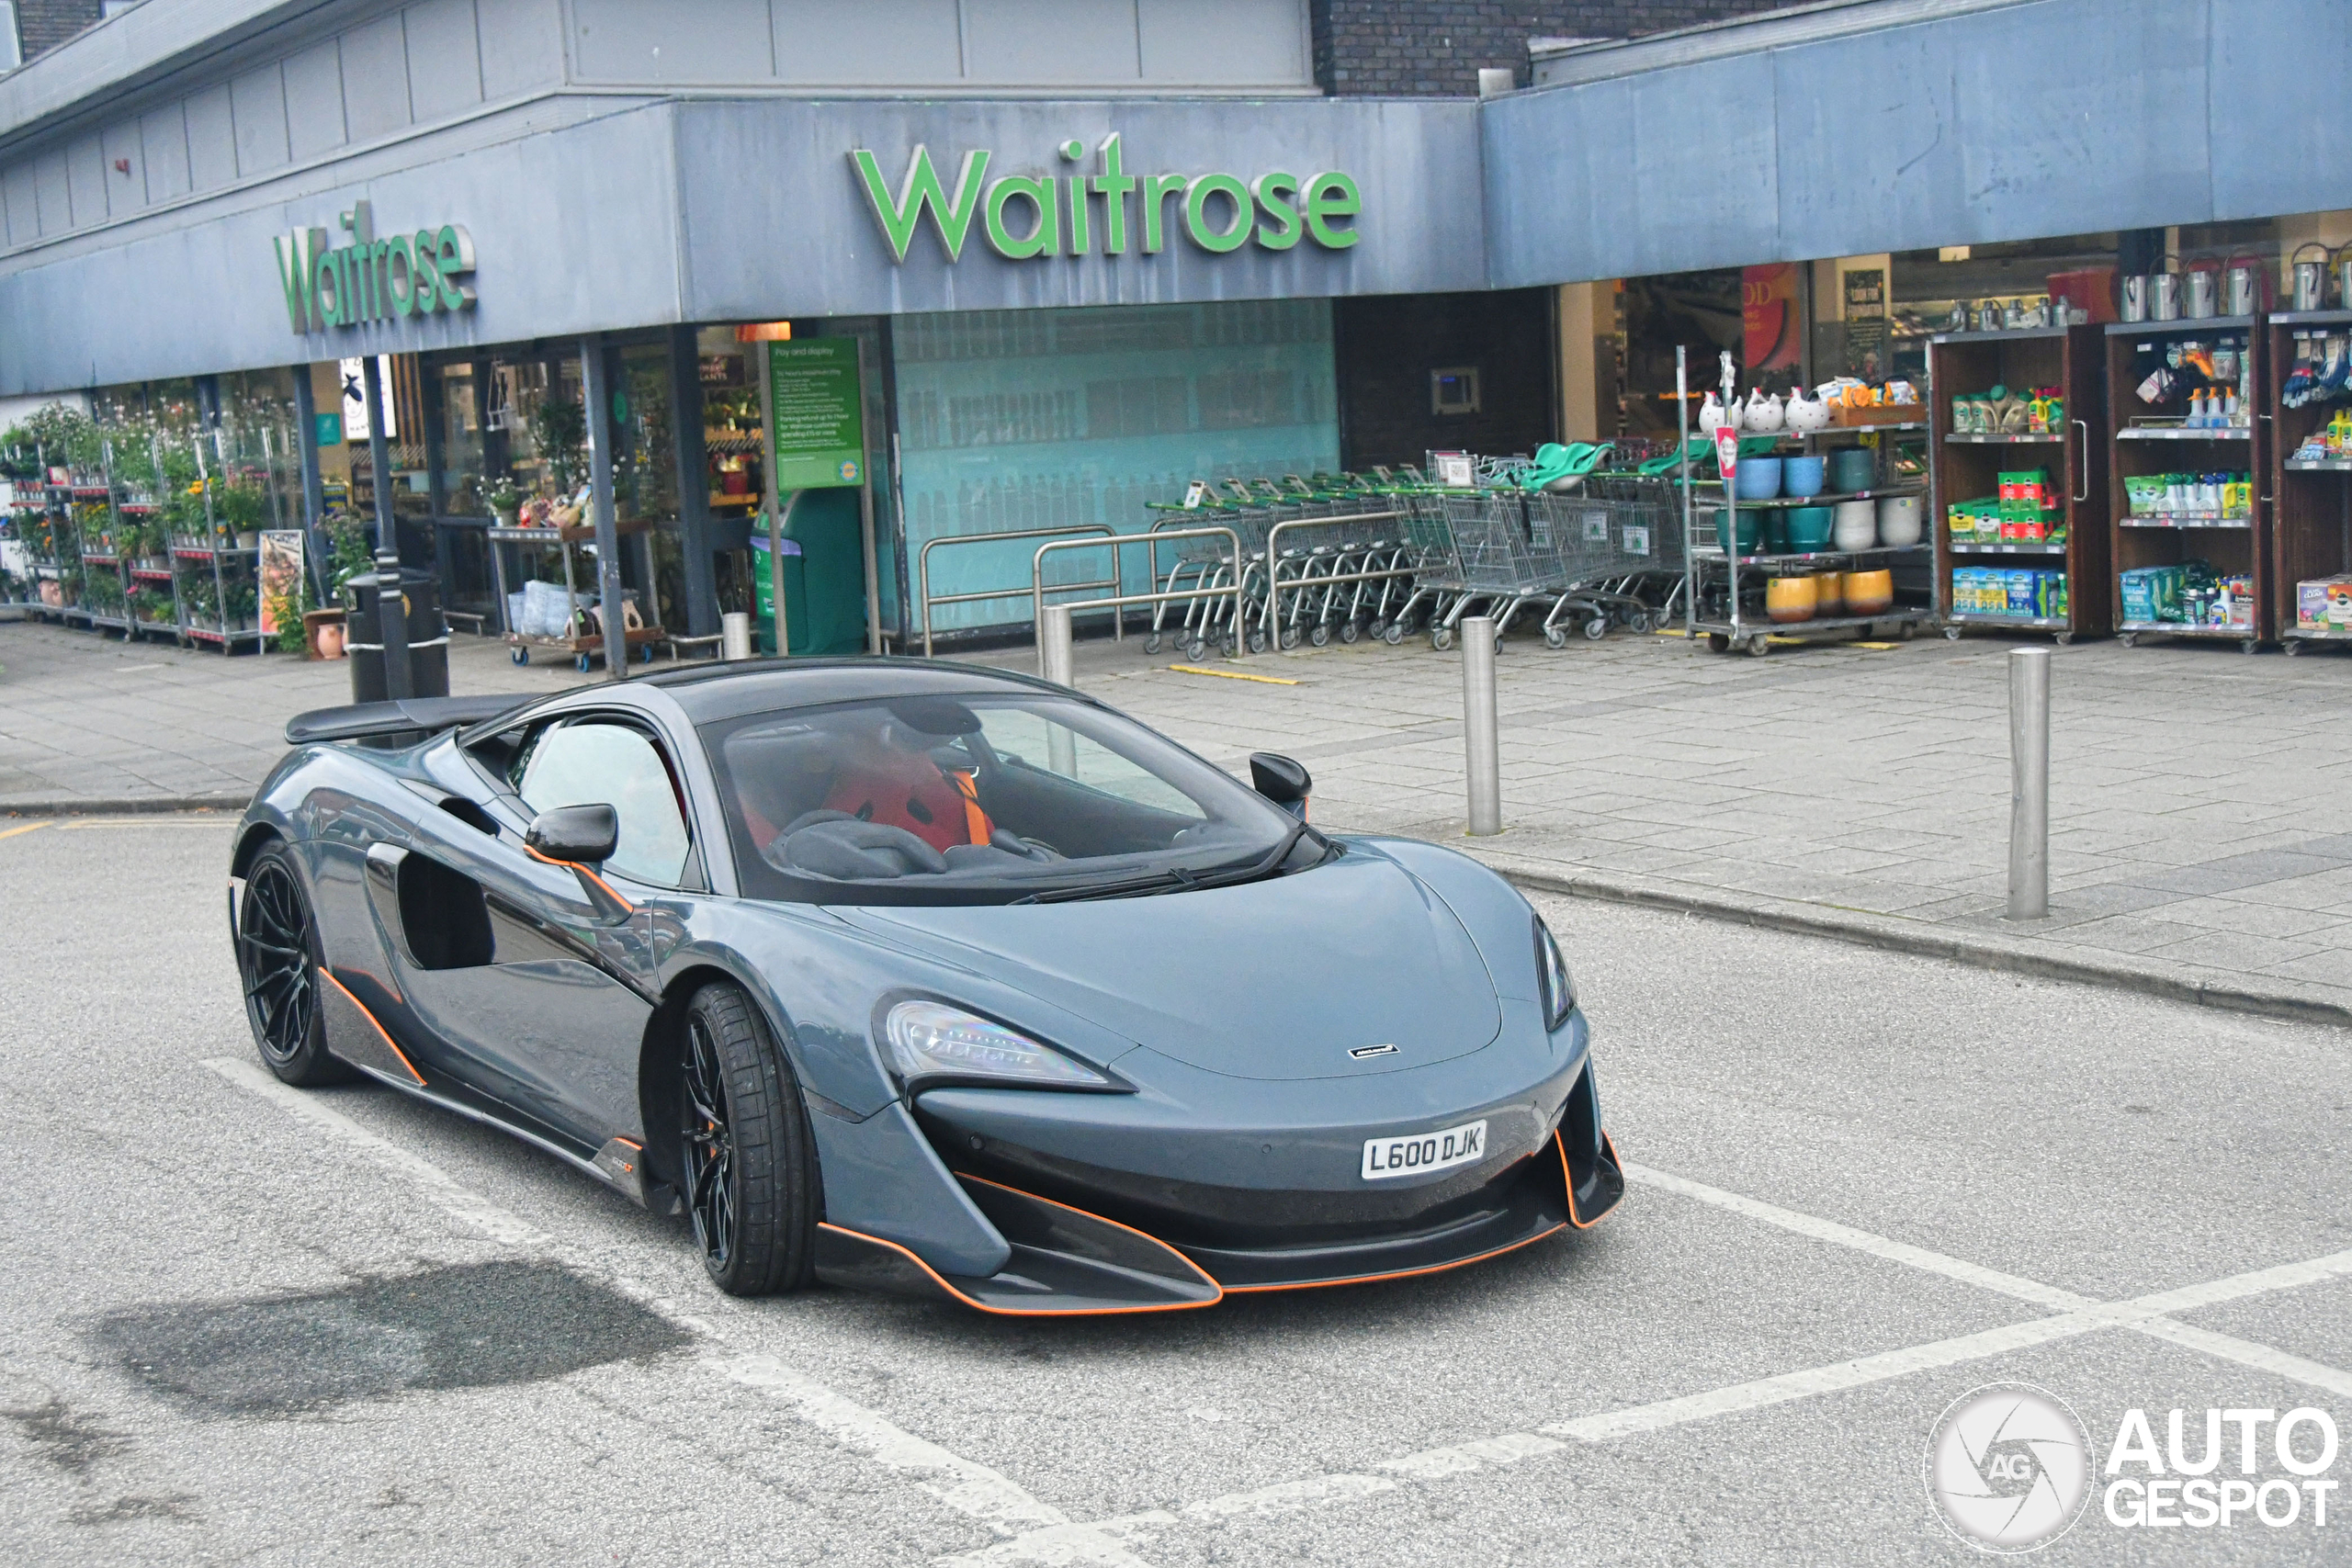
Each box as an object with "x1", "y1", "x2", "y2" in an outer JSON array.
[
  {"x1": 2007, "y1": 646, "x2": 2051, "y2": 919},
  {"x1": 1040, "y1": 605, "x2": 1078, "y2": 776},
  {"x1": 720, "y1": 611, "x2": 752, "y2": 661},
  {"x1": 1463, "y1": 616, "x2": 1501, "y2": 836}
]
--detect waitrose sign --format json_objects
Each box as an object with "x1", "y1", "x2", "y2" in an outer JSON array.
[
  {"x1": 851, "y1": 135, "x2": 1359, "y2": 263},
  {"x1": 271, "y1": 200, "x2": 477, "y2": 334}
]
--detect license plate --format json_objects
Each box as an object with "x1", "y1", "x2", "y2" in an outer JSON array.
[{"x1": 1361, "y1": 1119, "x2": 1487, "y2": 1181}]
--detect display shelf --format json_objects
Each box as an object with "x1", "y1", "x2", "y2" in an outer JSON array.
[
  {"x1": 1929, "y1": 321, "x2": 2110, "y2": 643},
  {"x1": 1734, "y1": 485, "x2": 1926, "y2": 509},
  {"x1": 2283, "y1": 626, "x2": 2352, "y2": 640},
  {"x1": 1947, "y1": 613, "x2": 2069, "y2": 628},
  {"x1": 80, "y1": 550, "x2": 119, "y2": 565},
  {"x1": 2267, "y1": 315, "x2": 2352, "y2": 643},
  {"x1": 1696, "y1": 544, "x2": 1929, "y2": 567},
  {"x1": 129, "y1": 566, "x2": 175, "y2": 581},
  {"x1": 2108, "y1": 321, "x2": 2269, "y2": 648},
  {"x1": 2108, "y1": 315, "x2": 2260, "y2": 335},
  {"x1": 2117, "y1": 425, "x2": 2252, "y2": 442}
]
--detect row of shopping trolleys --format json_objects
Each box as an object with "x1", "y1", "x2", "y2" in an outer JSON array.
[{"x1": 1131, "y1": 461, "x2": 1688, "y2": 660}]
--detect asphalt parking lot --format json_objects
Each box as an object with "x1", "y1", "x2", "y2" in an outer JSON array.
[{"x1": 3, "y1": 815, "x2": 2346, "y2": 1565}]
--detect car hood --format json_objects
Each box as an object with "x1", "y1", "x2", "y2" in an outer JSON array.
[{"x1": 836, "y1": 849, "x2": 1501, "y2": 1081}]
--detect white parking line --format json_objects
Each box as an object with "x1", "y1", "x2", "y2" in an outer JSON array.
[
  {"x1": 204, "y1": 1054, "x2": 2349, "y2": 1568},
  {"x1": 959, "y1": 1165, "x2": 2352, "y2": 1565},
  {"x1": 200, "y1": 1057, "x2": 1156, "y2": 1567}
]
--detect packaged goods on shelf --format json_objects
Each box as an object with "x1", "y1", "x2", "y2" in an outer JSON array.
[
  {"x1": 2296, "y1": 577, "x2": 2352, "y2": 630},
  {"x1": 2121, "y1": 561, "x2": 2249, "y2": 627},
  {"x1": 2122, "y1": 471, "x2": 2253, "y2": 519},
  {"x1": 1953, "y1": 567, "x2": 2066, "y2": 618},
  {"x1": 2120, "y1": 566, "x2": 2182, "y2": 624},
  {"x1": 1952, "y1": 387, "x2": 2064, "y2": 435},
  {"x1": 1949, "y1": 491, "x2": 2064, "y2": 545}
]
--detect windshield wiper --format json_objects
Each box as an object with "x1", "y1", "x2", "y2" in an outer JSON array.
[
  {"x1": 1008, "y1": 820, "x2": 1317, "y2": 905},
  {"x1": 1010, "y1": 865, "x2": 1199, "y2": 905}
]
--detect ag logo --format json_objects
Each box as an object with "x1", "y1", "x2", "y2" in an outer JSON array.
[{"x1": 1924, "y1": 1382, "x2": 2094, "y2": 1552}]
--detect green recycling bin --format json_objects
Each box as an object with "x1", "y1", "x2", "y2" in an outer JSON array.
[{"x1": 750, "y1": 488, "x2": 866, "y2": 655}]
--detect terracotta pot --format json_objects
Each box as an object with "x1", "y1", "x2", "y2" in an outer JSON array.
[
  {"x1": 1765, "y1": 575, "x2": 1817, "y2": 625},
  {"x1": 316, "y1": 622, "x2": 345, "y2": 660},
  {"x1": 1845, "y1": 569, "x2": 1894, "y2": 616},
  {"x1": 1812, "y1": 570, "x2": 1845, "y2": 616}
]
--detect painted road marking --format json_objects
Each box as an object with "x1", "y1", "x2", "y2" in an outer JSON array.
[
  {"x1": 202, "y1": 1052, "x2": 2350, "y2": 1568},
  {"x1": 1167, "y1": 665, "x2": 1301, "y2": 685},
  {"x1": 55, "y1": 817, "x2": 232, "y2": 829},
  {"x1": 0, "y1": 819, "x2": 53, "y2": 841},
  {"x1": 953, "y1": 1166, "x2": 2352, "y2": 1565},
  {"x1": 199, "y1": 1056, "x2": 1154, "y2": 1565}
]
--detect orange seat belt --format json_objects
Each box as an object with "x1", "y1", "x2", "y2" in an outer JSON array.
[{"x1": 946, "y1": 769, "x2": 992, "y2": 846}]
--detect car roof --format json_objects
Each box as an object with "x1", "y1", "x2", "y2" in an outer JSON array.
[{"x1": 636, "y1": 656, "x2": 1080, "y2": 725}]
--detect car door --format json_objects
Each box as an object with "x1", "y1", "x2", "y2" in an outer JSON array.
[{"x1": 388, "y1": 714, "x2": 694, "y2": 1149}]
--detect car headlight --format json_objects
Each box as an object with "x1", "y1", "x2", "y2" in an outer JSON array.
[
  {"x1": 884, "y1": 999, "x2": 1114, "y2": 1091},
  {"x1": 1534, "y1": 919, "x2": 1576, "y2": 1032}
]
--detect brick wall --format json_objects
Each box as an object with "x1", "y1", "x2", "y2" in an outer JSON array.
[
  {"x1": 16, "y1": 0, "x2": 101, "y2": 61},
  {"x1": 1312, "y1": 1, "x2": 1803, "y2": 96},
  {"x1": 1335, "y1": 288, "x2": 1557, "y2": 471}
]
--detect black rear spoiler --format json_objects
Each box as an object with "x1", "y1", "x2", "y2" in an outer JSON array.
[{"x1": 285, "y1": 694, "x2": 538, "y2": 746}]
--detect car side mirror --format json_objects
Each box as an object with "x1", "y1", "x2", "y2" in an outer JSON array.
[
  {"x1": 526, "y1": 804, "x2": 619, "y2": 865},
  {"x1": 1248, "y1": 753, "x2": 1311, "y2": 820}
]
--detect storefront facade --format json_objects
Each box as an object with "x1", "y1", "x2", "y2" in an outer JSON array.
[{"x1": 2, "y1": 0, "x2": 2345, "y2": 656}]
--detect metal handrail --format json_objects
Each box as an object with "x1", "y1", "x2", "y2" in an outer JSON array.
[
  {"x1": 1031, "y1": 525, "x2": 1246, "y2": 675},
  {"x1": 919, "y1": 523, "x2": 1115, "y2": 658}
]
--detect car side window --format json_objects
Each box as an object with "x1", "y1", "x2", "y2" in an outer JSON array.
[{"x1": 515, "y1": 719, "x2": 692, "y2": 887}]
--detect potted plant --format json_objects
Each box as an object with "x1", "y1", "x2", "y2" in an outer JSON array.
[
  {"x1": 488, "y1": 478, "x2": 522, "y2": 527},
  {"x1": 223, "y1": 580, "x2": 257, "y2": 632}
]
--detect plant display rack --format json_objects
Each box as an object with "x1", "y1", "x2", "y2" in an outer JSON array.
[
  {"x1": 1928, "y1": 323, "x2": 2110, "y2": 643},
  {"x1": 2268, "y1": 308, "x2": 2352, "y2": 654},
  {"x1": 1680, "y1": 404, "x2": 1936, "y2": 657},
  {"x1": 490, "y1": 515, "x2": 664, "y2": 671},
  {"x1": 2105, "y1": 316, "x2": 2268, "y2": 651}
]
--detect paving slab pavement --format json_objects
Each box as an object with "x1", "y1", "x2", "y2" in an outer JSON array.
[{"x1": 6, "y1": 615, "x2": 2350, "y2": 1022}]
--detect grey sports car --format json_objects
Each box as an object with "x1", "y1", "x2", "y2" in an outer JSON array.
[{"x1": 230, "y1": 659, "x2": 1621, "y2": 1314}]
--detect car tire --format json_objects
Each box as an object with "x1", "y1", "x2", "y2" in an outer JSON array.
[
  {"x1": 680, "y1": 982, "x2": 820, "y2": 1297},
  {"x1": 235, "y1": 843, "x2": 354, "y2": 1088}
]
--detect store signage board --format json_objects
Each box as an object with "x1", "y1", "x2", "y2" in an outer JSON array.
[
  {"x1": 1713, "y1": 427, "x2": 1740, "y2": 483},
  {"x1": 852, "y1": 134, "x2": 1359, "y2": 265},
  {"x1": 768, "y1": 341, "x2": 865, "y2": 490},
  {"x1": 271, "y1": 200, "x2": 476, "y2": 336}
]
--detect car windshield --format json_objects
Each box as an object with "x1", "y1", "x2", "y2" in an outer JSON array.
[{"x1": 701, "y1": 693, "x2": 1323, "y2": 905}]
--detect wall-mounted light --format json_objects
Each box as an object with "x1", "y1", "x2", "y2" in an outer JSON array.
[{"x1": 735, "y1": 321, "x2": 792, "y2": 342}]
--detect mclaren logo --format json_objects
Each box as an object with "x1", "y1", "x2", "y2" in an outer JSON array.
[{"x1": 1349, "y1": 1043, "x2": 1398, "y2": 1059}]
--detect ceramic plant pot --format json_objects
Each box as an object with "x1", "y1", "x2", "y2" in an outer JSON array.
[
  {"x1": 1829, "y1": 446, "x2": 1877, "y2": 493},
  {"x1": 1766, "y1": 575, "x2": 1816, "y2": 624},
  {"x1": 316, "y1": 622, "x2": 345, "y2": 660},
  {"x1": 1876, "y1": 494, "x2": 1923, "y2": 547},
  {"x1": 1785, "y1": 505, "x2": 1836, "y2": 553},
  {"x1": 1781, "y1": 455, "x2": 1826, "y2": 498},
  {"x1": 1812, "y1": 570, "x2": 1845, "y2": 616},
  {"x1": 1845, "y1": 569, "x2": 1894, "y2": 616},
  {"x1": 1832, "y1": 499, "x2": 1878, "y2": 552},
  {"x1": 1783, "y1": 390, "x2": 1830, "y2": 434},
  {"x1": 1734, "y1": 457, "x2": 1783, "y2": 501}
]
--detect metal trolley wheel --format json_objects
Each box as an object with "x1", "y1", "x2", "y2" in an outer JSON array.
[{"x1": 1430, "y1": 625, "x2": 1455, "y2": 652}]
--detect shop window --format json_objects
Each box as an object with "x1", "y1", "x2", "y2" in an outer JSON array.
[
  {"x1": 894, "y1": 299, "x2": 1340, "y2": 636},
  {"x1": 434, "y1": 362, "x2": 489, "y2": 516}
]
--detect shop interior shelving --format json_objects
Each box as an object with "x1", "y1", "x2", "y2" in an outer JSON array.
[
  {"x1": 1684, "y1": 416, "x2": 1936, "y2": 655},
  {"x1": 2268, "y1": 308, "x2": 2352, "y2": 653},
  {"x1": 1928, "y1": 323, "x2": 2110, "y2": 643},
  {"x1": 2105, "y1": 316, "x2": 2269, "y2": 651}
]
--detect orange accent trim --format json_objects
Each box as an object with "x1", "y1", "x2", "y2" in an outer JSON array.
[
  {"x1": 525, "y1": 842, "x2": 636, "y2": 912},
  {"x1": 1555, "y1": 1128, "x2": 1623, "y2": 1230},
  {"x1": 1219, "y1": 1221, "x2": 1568, "y2": 1295},
  {"x1": 817, "y1": 1222, "x2": 1223, "y2": 1317},
  {"x1": 947, "y1": 769, "x2": 993, "y2": 847},
  {"x1": 953, "y1": 1172, "x2": 1225, "y2": 1294},
  {"x1": 321, "y1": 970, "x2": 427, "y2": 1087}
]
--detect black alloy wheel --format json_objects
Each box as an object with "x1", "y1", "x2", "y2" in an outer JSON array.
[
  {"x1": 236, "y1": 845, "x2": 351, "y2": 1087},
  {"x1": 678, "y1": 982, "x2": 819, "y2": 1296}
]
